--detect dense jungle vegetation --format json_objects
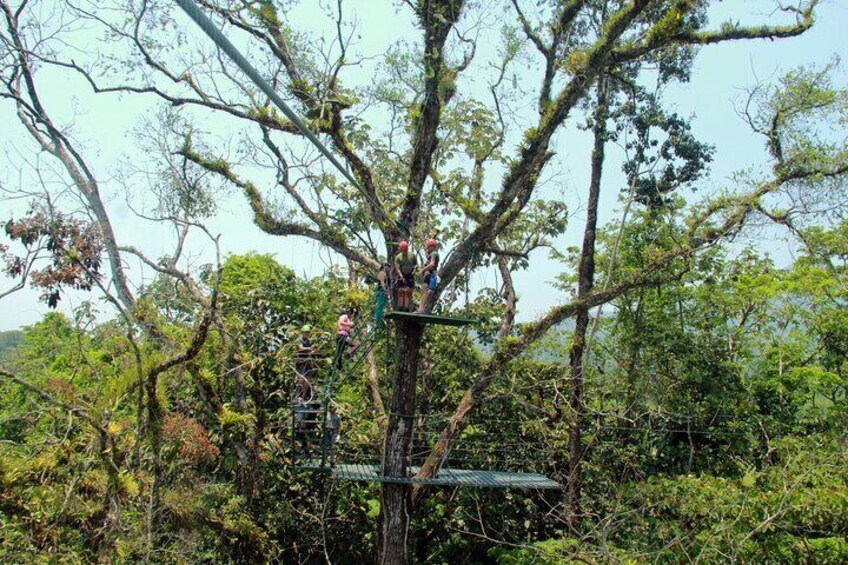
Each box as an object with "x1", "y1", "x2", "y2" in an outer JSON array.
[
  {"x1": 2, "y1": 245, "x2": 846, "y2": 563},
  {"x1": 1, "y1": 0, "x2": 846, "y2": 563}
]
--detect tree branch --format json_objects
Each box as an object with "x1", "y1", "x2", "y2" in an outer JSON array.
[
  {"x1": 611, "y1": 1, "x2": 818, "y2": 65},
  {"x1": 439, "y1": 0, "x2": 652, "y2": 291},
  {"x1": 0, "y1": 367, "x2": 107, "y2": 436},
  {"x1": 399, "y1": 0, "x2": 466, "y2": 234},
  {"x1": 179, "y1": 144, "x2": 378, "y2": 269},
  {"x1": 497, "y1": 256, "x2": 517, "y2": 339},
  {"x1": 412, "y1": 157, "x2": 848, "y2": 501},
  {"x1": 2, "y1": 0, "x2": 137, "y2": 313},
  {"x1": 193, "y1": 0, "x2": 389, "y2": 233}
]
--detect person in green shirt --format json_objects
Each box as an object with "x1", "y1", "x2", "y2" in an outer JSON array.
[
  {"x1": 418, "y1": 238, "x2": 439, "y2": 313},
  {"x1": 394, "y1": 240, "x2": 417, "y2": 312}
]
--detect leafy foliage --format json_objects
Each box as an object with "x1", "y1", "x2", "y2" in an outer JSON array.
[
  {"x1": 0, "y1": 0, "x2": 844, "y2": 562},
  {"x1": 3, "y1": 208, "x2": 104, "y2": 308}
]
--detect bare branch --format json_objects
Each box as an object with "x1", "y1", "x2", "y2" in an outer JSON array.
[{"x1": 2, "y1": 0, "x2": 137, "y2": 312}]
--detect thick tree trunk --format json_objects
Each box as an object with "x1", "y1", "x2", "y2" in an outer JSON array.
[
  {"x1": 378, "y1": 321, "x2": 424, "y2": 565},
  {"x1": 566, "y1": 77, "x2": 608, "y2": 530},
  {"x1": 416, "y1": 352, "x2": 434, "y2": 449}
]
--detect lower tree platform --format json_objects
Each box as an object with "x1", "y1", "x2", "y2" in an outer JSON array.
[
  {"x1": 297, "y1": 463, "x2": 560, "y2": 489},
  {"x1": 383, "y1": 311, "x2": 477, "y2": 326}
]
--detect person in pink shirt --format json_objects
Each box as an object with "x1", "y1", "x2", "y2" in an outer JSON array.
[
  {"x1": 335, "y1": 309, "x2": 355, "y2": 370},
  {"x1": 337, "y1": 311, "x2": 353, "y2": 334}
]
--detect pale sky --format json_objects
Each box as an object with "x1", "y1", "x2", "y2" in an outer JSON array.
[{"x1": 1, "y1": 0, "x2": 846, "y2": 331}]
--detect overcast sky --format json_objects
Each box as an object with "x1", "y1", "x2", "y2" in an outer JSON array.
[{"x1": 1, "y1": 0, "x2": 846, "y2": 332}]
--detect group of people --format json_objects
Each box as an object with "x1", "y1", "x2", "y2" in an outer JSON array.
[
  {"x1": 288, "y1": 236, "x2": 440, "y2": 464},
  {"x1": 291, "y1": 311, "x2": 358, "y2": 463},
  {"x1": 387, "y1": 237, "x2": 440, "y2": 313}
]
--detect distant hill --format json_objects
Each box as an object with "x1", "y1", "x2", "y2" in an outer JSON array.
[{"x1": 0, "y1": 330, "x2": 23, "y2": 354}]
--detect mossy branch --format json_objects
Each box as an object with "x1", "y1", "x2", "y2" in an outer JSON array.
[
  {"x1": 613, "y1": 1, "x2": 818, "y2": 64},
  {"x1": 413, "y1": 153, "x2": 848, "y2": 498},
  {"x1": 178, "y1": 143, "x2": 378, "y2": 269}
]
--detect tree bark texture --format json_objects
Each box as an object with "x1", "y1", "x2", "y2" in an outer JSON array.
[
  {"x1": 566, "y1": 77, "x2": 608, "y2": 530},
  {"x1": 366, "y1": 350, "x2": 387, "y2": 423},
  {"x1": 497, "y1": 256, "x2": 517, "y2": 338},
  {"x1": 378, "y1": 321, "x2": 424, "y2": 565}
]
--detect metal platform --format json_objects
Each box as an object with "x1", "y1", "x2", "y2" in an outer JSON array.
[
  {"x1": 384, "y1": 311, "x2": 477, "y2": 327},
  {"x1": 298, "y1": 463, "x2": 560, "y2": 489}
]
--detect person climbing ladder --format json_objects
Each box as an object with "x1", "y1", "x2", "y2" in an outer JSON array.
[
  {"x1": 293, "y1": 396, "x2": 311, "y2": 454},
  {"x1": 335, "y1": 309, "x2": 356, "y2": 370}
]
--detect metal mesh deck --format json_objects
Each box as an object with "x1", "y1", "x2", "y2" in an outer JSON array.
[
  {"x1": 384, "y1": 311, "x2": 477, "y2": 326},
  {"x1": 306, "y1": 464, "x2": 560, "y2": 489}
]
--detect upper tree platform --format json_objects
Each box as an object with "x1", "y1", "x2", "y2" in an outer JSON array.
[{"x1": 383, "y1": 311, "x2": 477, "y2": 327}]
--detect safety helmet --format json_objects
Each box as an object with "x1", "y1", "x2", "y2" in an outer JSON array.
[
  {"x1": 301, "y1": 324, "x2": 312, "y2": 332},
  {"x1": 399, "y1": 240, "x2": 409, "y2": 252},
  {"x1": 425, "y1": 238, "x2": 437, "y2": 249}
]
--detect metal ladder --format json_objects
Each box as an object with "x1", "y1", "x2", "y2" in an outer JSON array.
[{"x1": 291, "y1": 289, "x2": 388, "y2": 468}]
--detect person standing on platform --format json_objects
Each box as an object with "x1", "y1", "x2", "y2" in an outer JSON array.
[
  {"x1": 394, "y1": 240, "x2": 417, "y2": 312},
  {"x1": 418, "y1": 238, "x2": 440, "y2": 313}
]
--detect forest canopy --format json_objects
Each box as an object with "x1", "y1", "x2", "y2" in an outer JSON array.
[{"x1": 1, "y1": 0, "x2": 846, "y2": 563}]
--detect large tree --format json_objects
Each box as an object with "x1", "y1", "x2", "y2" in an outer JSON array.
[{"x1": 4, "y1": 0, "x2": 843, "y2": 562}]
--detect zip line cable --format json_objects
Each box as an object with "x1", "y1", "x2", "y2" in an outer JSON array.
[{"x1": 173, "y1": 0, "x2": 407, "y2": 236}]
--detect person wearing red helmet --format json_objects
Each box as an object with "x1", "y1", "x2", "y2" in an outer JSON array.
[
  {"x1": 418, "y1": 238, "x2": 439, "y2": 313},
  {"x1": 393, "y1": 240, "x2": 417, "y2": 311}
]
